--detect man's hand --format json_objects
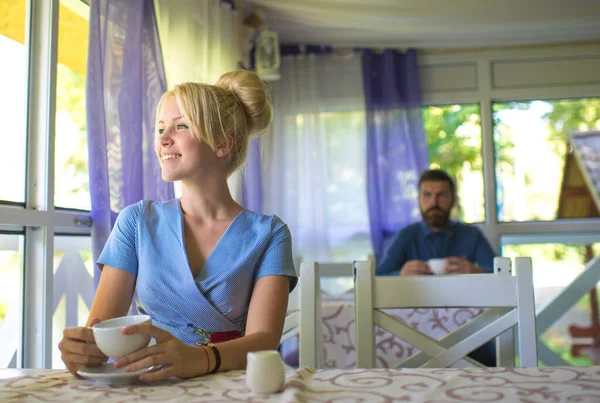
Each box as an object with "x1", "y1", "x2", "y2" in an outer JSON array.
[
  {"x1": 400, "y1": 260, "x2": 432, "y2": 276},
  {"x1": 445, "y1": 256, "x2": 483, "y2": 274}
]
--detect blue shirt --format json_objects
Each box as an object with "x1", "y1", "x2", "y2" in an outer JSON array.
[
  {"x1": 376, "y1": 221, "x2": 496, "y2": 276},
  {"x1": 97, "y1": 199, "x2": 297, "y2": 346}
]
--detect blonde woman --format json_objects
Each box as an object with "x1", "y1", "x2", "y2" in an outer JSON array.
[{"x1": 58, "y1": 71, "x2": 296, "y2": 381}]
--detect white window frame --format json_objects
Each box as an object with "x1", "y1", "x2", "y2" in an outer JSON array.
[
  {"x1": 418, "y1": 42, "x2": 600, "y2": 251},
  {"x1": 0, "y1": 0, "x2": 92, "y2": 369}
]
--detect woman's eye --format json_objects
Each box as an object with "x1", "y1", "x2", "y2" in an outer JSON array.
[
  {"x1": 157, "y1": 128, "x2": 165, "y2": 135},
  {"x1": 177, "y1": 124, "x2": 188, "y2": 130}
]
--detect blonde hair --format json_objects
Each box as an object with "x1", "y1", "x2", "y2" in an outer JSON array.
[{"x1": 156, "y1": 70, "x2": 272, "y2": 175}]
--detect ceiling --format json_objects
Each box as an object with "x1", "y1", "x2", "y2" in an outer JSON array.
[{"x1": 247, "y1": 0, "x2": 600, "y2": 49}]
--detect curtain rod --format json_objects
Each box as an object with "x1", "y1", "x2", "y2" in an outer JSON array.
[{"x1": 280, "y1": 45, "x2": 413, "y2": 57}]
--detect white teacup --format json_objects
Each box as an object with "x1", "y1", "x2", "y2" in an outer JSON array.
[
  {"x1": 427, "y1": 258, "x2": 447, "y2": 275},
  {"x1": 92, "y1": 315, "x2": 152, "y2": 359},
  {"x1": 246, "y1": 350, "x2": 285, "y2": 394}
]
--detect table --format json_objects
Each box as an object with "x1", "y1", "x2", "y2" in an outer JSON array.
[{"x1": 2, "y1": 366, "x2": 600, "y2": 402}]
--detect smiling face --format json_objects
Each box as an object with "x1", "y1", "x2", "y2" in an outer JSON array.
[
  {"x1": 418, "y1": 180, "x2": 455, "y2": 230},
  {"x1": 155, "y1": 95, "x2": 222, "y2": 183}
]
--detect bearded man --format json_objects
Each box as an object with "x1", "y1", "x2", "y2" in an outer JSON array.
[{"x1": 376, "y1": 169, "x2": 496, "y2": 277}]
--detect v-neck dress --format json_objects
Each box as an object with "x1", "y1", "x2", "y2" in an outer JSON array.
[{"x1": 96, "y1": 199, "x2": 298, "y2": 346}]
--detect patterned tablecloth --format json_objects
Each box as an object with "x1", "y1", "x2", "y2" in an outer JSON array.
[{"x1": 2, "y1": 366, "x2": 600, "y2": 402}]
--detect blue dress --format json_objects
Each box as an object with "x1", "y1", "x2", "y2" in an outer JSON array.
[{"x1": 97, "y1": 199, "x2": 297, "y2": 346}]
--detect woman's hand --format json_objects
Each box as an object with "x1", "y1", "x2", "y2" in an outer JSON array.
[
  {"x1": 113, "y1": 323, "x2": 208, "y2": 382},
  {"x1": 59, "y1": 318, "x2": 109, "y2": 376}
]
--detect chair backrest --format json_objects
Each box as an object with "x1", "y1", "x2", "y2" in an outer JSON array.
[
  {"x1": 354, "y1": 257, "x2": 538, "y2": 368},
  {"x1": 319, "y1": 263, "x2": 354, "y2": 277},
  {"x1": 281, "y1": 262, "x2": 320, "y2": 368}
]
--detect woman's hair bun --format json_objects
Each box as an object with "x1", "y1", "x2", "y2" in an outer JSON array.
[{"x1": 215, "y1": 70, "x2": 273, "y2": 138}]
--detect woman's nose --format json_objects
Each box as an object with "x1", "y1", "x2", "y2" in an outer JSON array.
[{"x1": 159, "y1": 128, "x2": 174, "y2": 145}]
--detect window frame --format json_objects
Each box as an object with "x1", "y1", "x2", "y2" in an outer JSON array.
[
  {"x1": 0, "y1": 0, "x2": 92, "y2": 369},
  {"x1": 419, "y1": 43, "x2": 600, "y2": 252}
]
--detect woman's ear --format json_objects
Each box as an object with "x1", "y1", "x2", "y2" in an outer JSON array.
[{"x1": 215, "y1": 134, "x2": 234, "y2": 158}]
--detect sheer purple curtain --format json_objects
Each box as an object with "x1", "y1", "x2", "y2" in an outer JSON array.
[
  {"x1": 362, "y1": 49, "x2": 429, "y2": 260},
  {"x1": 87, "y1": 0, "x2": 173, "y2": 285}
]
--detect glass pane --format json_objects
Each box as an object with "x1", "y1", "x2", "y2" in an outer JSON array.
[
  {"x1": 52, "y1": 235, "x2": 94, "y2": 369},
  {"x1": 502, "y1": 240, "x2": 600, "y2": 366},
  {"x1": 322, "y1": 111, "x2": 371, "y2": 262},
  {"x1": 0, "y1": 1, "x2": 27, "y2": 203},
  {"x1": 423, "y1": 104, "x2": 484, "y2": 223},
  {"x1": 493, "y1": 99, "x2": 600, "y2": 222},
  {"x1": 0, "y1": 234, "x2": 24, "y2": 368},
  {"x1": 55, "y1": 0, "x2": 90, "y2": 210}
]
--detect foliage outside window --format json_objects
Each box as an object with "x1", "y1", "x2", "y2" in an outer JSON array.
[
  {"x1": 0, "y1": 1, "x2": 27, "y2": 204},
  {"x1": 423, "y1": 104, "x2": 485, "y2": 223},
  {"x1": 55, "y1": 0, "x2": 90, "y2": 210},
  {"x1": 494, "y1": 99, "x2": 600, "y2": 222}
]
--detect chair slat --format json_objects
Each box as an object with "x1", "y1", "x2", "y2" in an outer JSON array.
[
  {"x1": 495, "y1": 257, "x2": 515, "y2": 368},
  {"x1": 319, "y1": 263, "x2": 353, "y2": 277},
  {"x1": 422, "y1": 309, "x2": 518, "y2": 368},
  {"x1": 375, "y1": 310, "x2": 451, "y2": 360},
  {"x1": 355, "y1": 260, "x2": 375, "y2": 368},
  {"x1": 398, "y1": 308, "x2": 510, "y2": 368},
  {"x1": 515, "y1": 257, "x2": 538, "y2": 367},
  {"x1": 282, "y1": 311, "x2": 299, "y2": 334},
  {"x1": 373, "y1": 275, "x2": 517, "y2": 308},
  {"x1": 280, "y1": 327, "x2": 299, "y2": 343},
  {"x1": 299, "y1": 261, "x2": 320, "y2": 368}
]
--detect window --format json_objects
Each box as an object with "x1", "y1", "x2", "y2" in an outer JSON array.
[
  {"x1": 55, "y1": 0, "x2": 91, "y2": 210},
  {"x1": 502, "y1": 239, "x2": 600, "y2": 366},
  {"x1": 493, "y1": 99, "x2": 600, "y2": 222},
  {"x1": 0, "y1": 0, "x2": 27, "y2": 204},
  {"x1": 423, "y1": 104, "x2": 484, "y2": 223},
  {"x1": 0, "y1": 234, "x2": 24, "y2": 368},
  {"x1": 0, "y1": 0, "x2": 92, "y2": 369},
  {"x1": 323, "y1": 111, "x2": 371, "y2": 261}
]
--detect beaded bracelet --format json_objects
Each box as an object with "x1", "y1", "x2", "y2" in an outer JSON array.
[{"x1": 207, "y1": 344, "x2": 221, "y2": 374}]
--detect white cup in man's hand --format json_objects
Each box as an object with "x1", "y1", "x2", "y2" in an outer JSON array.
[
  {"x1": 246, "y1": 350, "x2": 285, "y2": 393},
  {"x1": 92, "y1": 315, "x2": 152, "y2": 359},
  {"x1": 427, "y1": 258, "x2": 447, "y2": 275}
]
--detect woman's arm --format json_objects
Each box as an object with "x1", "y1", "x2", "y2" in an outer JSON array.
[
  {"x1": 113, "y1": 274, "x2": 291, "y2": 381},
  {"x1": 86, "y1": 265, "x2": 136, "y2": 325},
  {"x1": 215, "y1": 275, "x2": 290, "y2": 371}
]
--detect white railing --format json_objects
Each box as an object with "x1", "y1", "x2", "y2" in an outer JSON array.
[
  {"x1": 536, "y1": 256, "x2": 600, "y2": 365},
  {"x1": 0, "y1": 236, "x2": 94, "y2": 368}
]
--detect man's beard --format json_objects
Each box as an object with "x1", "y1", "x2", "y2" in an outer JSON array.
[{"x1": 421, "y1": 206, "x2": 451, "y2": 230}]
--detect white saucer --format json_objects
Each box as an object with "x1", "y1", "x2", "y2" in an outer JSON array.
[{"x1": 77, "y1": 363, "x2": 160, "y2": 385}]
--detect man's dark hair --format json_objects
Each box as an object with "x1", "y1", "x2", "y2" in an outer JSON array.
[{"x1": 418, "y1": 169, "x2": 456, "y2": 196}]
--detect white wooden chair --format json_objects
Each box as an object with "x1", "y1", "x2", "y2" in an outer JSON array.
[
  {"x1": 354, "y1": 257, "x2": 538, "y2": 368},
  {"x1": 282, "y1": 261, "x2": 358, "y2": 368},
  {"x1": 281, "y1": 261, "x2": 320, "y2": 368}
]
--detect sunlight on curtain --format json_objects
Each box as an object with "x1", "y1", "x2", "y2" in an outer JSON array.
[
  {"x1": 262, "y1": 54, "x2": 371, "y2": 261},
  {"x1": 154, "y1": 0, "x2": 244, "y2": 198},
  {"x1": 154, "y1": 0, "x2": 242, "y2": 87}
]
